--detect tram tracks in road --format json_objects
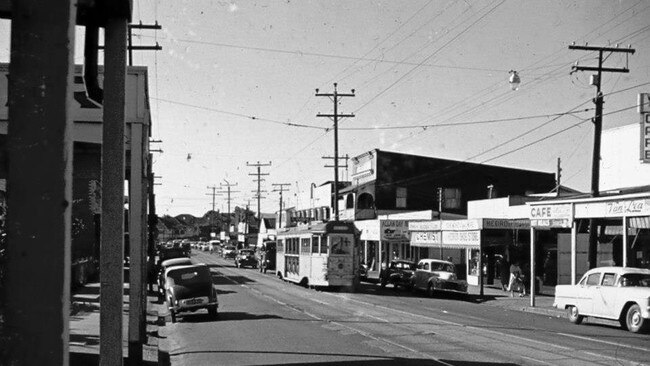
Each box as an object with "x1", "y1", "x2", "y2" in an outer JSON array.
[{"x1": 194, "y1": 253, "x2": 648, "y2": 365}]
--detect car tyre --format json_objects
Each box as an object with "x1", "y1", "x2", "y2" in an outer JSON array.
[
  {"x1": 208, "y1": 306, "x2": 219, "y2": 319},
  {"x1": 567, "y1": 305, "x2": 583, "y2": 325},
  {"x1": 625, "y1": 304, "x2": 648, "y2": 333},
  {"x1": 427, "y1": 283, "x2": 435, "y2": 298}
]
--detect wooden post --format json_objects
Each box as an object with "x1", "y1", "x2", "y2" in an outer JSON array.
[
  {"x1": 4, "y1": 1, "x2": 76, "y2": 364},
  {"x1": 100, "y1": 17, "x2": 128, "y2": 366},
  {"x1": 128, "y1": 122, "x2": 144, "y2": 364}
]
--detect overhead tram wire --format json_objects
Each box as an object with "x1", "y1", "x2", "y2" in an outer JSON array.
[
  {"x1": 352, "y1": 1, "x2": 505, "y2": 116},
  {"x1": 336, "y1": 0, "x2": 460, "y2": 86},
  {"x1": 152, "y1": 98, "x2": 324, "y2": 130},
  {"x1": 136, "y1": 34, "x2": 505, "y2": 74},
  {"x1": 323, "y1": 0, "x2": 437, "y2": 87},
  {"x1": 373, "y1": 102, "x2": 640, "y2": 191},
  {"x1": 351, "y1": 0, "x2": 486, "y2": 93},
  {"x1": 479, "y1": 104, "x2": 641, "y2": 165},
  {"x1": 338, "y1": 109, "x2": 592, "y2": 131}
]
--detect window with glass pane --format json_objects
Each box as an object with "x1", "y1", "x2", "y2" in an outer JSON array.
[{"x1": 312, "y1": 236, "x2": 319, "y2": 253}]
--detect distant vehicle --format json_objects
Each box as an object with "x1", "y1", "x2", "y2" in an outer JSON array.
[
  {"x1": 157, "y1": 257, "x2": 193, "y2": 301},
  {"x1": 380, "y1": 260, "x2": 415, "y2": 290},
  {"x1": 235, "y1": 249, "x2": 257, "y2": 269},
  {"x1": 276, "y1": 221, "x2": 358, "y2": 289},
  {"x1": 158, "y1": 247, "x2": 188, "y2": 265},
  {"x1": 222, "y1": 245, "x2": 237, "y2": 259},
  {"x1": 554, "y1": 266, "x2": 650, "y2": 333},
  {"x1": 164, "y1": 263, "x2": 218, "y2": 323},
  {"x1": 411, "y1": 259, "x2": 467, "y2": 297}
]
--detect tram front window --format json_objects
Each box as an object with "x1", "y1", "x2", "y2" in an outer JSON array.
[{"x1": 330, "y1": 235, "x2": 352, "y2": 255}]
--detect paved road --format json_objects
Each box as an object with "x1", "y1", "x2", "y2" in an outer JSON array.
[{"x1": 159, "y1": 251, "x2": 650, "y2": 366}]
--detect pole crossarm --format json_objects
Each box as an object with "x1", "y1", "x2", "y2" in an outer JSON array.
[
  {"x1": 571, "y1": 66, "x2": 629, "y2": 73},
  {"x1": 315, "y1": 83, "x2": 355, "y2": 221},
  {"x1": 568, "y1": 44, "x2": 635, "y2": 53}
]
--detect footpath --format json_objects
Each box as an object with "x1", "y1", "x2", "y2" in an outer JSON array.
[
  {"x1": 69, "y1": 268, "x2": 164, "y2": 365},
  {"x1": 467, "y1": 283, "x2": 565, "y2": 318}
]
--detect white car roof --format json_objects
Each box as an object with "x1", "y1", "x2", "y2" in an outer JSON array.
[
  {"x1": 160, "y1": 258, "x2": 192, "y2": 267},
  {"x1": 418, "y1": 258, "x2": 453, "y2": 266},
  {"x1": 584, "y1": 266, "x2": 650, "y2": 275},
  {"x1": 164, "y1": 263, "x2": 208, "y2": 277}
]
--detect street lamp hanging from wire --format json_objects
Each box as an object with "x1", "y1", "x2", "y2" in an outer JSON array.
[{"x1": 509, "y1": 70, "x2": 520, "y2": 90}]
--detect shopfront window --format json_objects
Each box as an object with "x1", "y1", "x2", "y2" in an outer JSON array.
[{"x1": 469, "y1": 249, "x2": 480, "y2": 276}]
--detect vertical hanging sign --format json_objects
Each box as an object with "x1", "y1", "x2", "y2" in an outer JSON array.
[{"x1": 639, "y1": 93, "x2": 650, "y2": 163}]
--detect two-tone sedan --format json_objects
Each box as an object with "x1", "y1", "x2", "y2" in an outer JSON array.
[
  {"x1": 165, "y1": 263, "x2": 219, "y2": 323},
  {"x1": 411, "y1": 259, "x2": 467, "y2": 297},
  {"x1": 554, "y1": 266, "x2": 650, "y2": 333}
]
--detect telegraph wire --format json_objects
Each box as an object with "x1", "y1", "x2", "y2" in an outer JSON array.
[
  {"x1": 339, "y1": 109, "x2": 592, "y2": 131},
  {"x1": 136, "y1": 34, "x2": 506, "y2": 74}
]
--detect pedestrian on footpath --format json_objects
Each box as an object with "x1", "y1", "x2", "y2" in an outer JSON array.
[
  {"x1": 499, "y1": 257, "x2": 510, "y2": 291},
  {"x1": 508, "y1": 262, "x2": 525, "y2": 297}
]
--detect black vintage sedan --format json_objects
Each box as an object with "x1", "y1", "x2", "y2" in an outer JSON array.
[
  {"x1": 234, "y1": 249, "x2": 257, "y2": 269},
  {"x1": 164, "y1": 263, "x2": 219, "y2": 323},
  {"x1": 379, "y1": 260, "x2": 416, "y2": 290}
]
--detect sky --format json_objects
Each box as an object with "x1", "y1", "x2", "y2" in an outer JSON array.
[{"x1": 2, "y1": 0, "x2": 650, "y2": 217}]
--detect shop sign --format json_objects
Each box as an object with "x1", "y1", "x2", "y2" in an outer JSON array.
[
  {"x1": 355, "y1": 220, "x2": 380, "y2": 241},
  {"x1": 530, "y1": 219, "x2": 571, "y2": 228},
  {"x1": 410, "y1": 231, "x2": 441, "y2": 246},
  {"x1": 441, "y1": 219, "x2": 481, "y2": 231},
  {"x1": 380, "y1": 220, "x2": 409, "y2": 241},
  {"x1": 482, "y1": 218, "x2": 530, "y2": 230},
  {"x1": 442, "y1": 230, "x2": 480, "y2": 246},
  {"x1": 605, "y1": 199, "x2": 650, "y2": 217},
  {"x1": 529, "y1": 204, "x2": 571, "y2": 220},
  {"x1": 408, "y1": 220, "x2": 441, "y2": 231}
]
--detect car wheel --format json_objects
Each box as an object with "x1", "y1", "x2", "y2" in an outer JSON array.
[
  {"x1": 427, "y1": 283, "x2": 435, "y2": 298},
  {"x1": 208, "y1": 306, "x2": 219, "y2": 319},
  {"x1": 625, "y1": 304, "x2": 648, "y2": 333},
  {"x1": 567, "y1": 305, "x2": 583, "y2": 325}
]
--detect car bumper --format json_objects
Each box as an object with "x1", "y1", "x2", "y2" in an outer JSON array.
[
  {"x1": 169, "y1": 296, "x2": 218, "y2": 312},
  {"x1": 432, "y1": 281, "x2": 468, "y2": 293}
]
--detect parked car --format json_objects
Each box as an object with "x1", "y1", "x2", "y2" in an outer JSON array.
[
  {"x1": 222, "y1": 245, "x2": 237, "y2": 259},
  {"x1": 380, "y1": 260, "x2": 415, "y2": 290},
  {"x1": 235, "y1": 249, "x2": 257, "y2": 268},
  {"x1": 164, "y1": 263, "x2": 218, "y2": 323},
  {"x1": 411, "y1": 259, "x2": 468, "y2": 297},
  {"x1": 554, "y1": 266, "x2": 650, "y2": 333},
  {"x1": 157, "y1": 257, "x2": 193, "y2": 301}
]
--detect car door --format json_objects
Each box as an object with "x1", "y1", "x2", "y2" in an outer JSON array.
[
  {"x1": 577, "y1": 271, "x2": 601, "y2": 315},
  {"x1": 593, "y1": 272, "x2": 618, "y2": 318},
  {"x1": 414, "y1": 261, "x2": 428, "y2": 289}
]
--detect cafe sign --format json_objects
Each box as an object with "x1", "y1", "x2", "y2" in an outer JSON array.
[{"x1": 529, "y1": 203, "x2": 572, "y2": 228}]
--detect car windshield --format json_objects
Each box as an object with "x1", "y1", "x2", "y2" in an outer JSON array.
[
  {"x1": 167, "y1": 266, "x2": 211, "y2": 285},
  {"x1": 619, "y1": 273, "x2": 650, "y2": 287}
]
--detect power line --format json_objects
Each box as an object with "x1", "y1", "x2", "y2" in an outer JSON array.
[
  {"x1": 247, "y1": 161, "x2": 272, "y2": 220},
  {"x1": 136, "y1": 34, "x2": 507, "y2": 74}
]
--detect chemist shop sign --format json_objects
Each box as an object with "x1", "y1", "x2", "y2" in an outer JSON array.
[{"x1": 529, "y1": 203, "x2": 572, "y2": 228}]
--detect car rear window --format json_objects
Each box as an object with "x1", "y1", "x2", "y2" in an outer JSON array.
[
  {"x1": 620, "y1": 273, "x2": 650, "y2": 287},
  {"x1": 168, "y1": 266, "x2": 211, "y2": 285}
]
